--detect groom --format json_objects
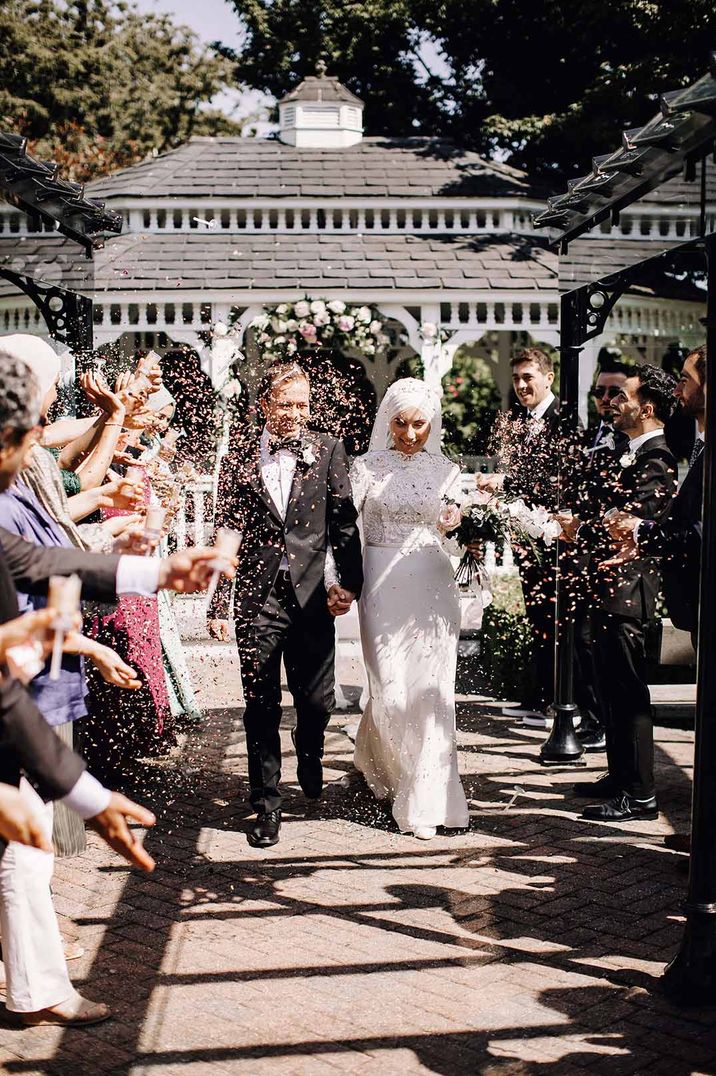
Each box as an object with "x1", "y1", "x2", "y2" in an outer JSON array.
[{"x1": 208, "y1": 361, "x2": 363, "y2": 848}]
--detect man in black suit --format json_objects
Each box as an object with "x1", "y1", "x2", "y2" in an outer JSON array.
[
  {"x1": 605, "y1": 345, "x2": 705, "y2": 644},
  {"x1": 479, "y1": 348, "x2": 562, "y2": 721},
  {"x1": 209, "y1": 361, "x2": 363, "y2": 849},
  {"x1": 559, "y1": 364, "x2": 678, "y2": 822}
]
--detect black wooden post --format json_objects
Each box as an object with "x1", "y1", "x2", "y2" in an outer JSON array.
[{"x1": 663, "y1": 231, "x2": 716, "y2": 1003}]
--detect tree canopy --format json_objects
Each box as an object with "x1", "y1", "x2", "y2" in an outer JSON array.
[
  {"x1": 0, "y1": 0, "x2": 244, "y2": 181},
  {"x1": 228, "y1": 0, "x2": 716, "y2": 178}
]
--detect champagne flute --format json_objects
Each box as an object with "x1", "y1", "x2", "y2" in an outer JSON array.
[
  {"x1": 47, "y1": 575, "x2": 82, "y2": 681},
  {"x1": 144, "y1": 505, "x2": 166, "y2": 543}
]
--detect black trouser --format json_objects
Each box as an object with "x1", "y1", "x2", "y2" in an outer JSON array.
[
  {"x1": 573, "y1": 605, "x2": 603, "y2": 736},
  {"x1": 592, "y1": 609, "x2": 654, "y2": 800},
  {"x1": 236, "y1": 572, "x2": 336, "y2": 813},
  {"x1": 515, "y1": 545, "x2": 557, "y2": 709}
]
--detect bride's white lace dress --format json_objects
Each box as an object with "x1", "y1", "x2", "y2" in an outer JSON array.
[{"x1": 350, "y1": 448, "x2": 470, "y2": 833}]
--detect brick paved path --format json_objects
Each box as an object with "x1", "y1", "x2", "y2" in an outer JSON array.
[{"x1": 1, "y1": 672, "x2": 714, "y2": 1075}]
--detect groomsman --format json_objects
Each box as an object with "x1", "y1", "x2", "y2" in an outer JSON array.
[
  {"x1": 605, "y1": 345, "x2": 705, "y2": 646},
  {"x1": 573, "y1": 363, "x2": 629, "y2": 751},
  {"x1": 559, "y1": 364, "x2": 677, "y2": 822},
  {"x1": 479, "y1": 348, "x2": 561, "y2": 721}
]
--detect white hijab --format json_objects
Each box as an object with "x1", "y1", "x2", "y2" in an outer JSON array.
[
  {"x1": 0, "y1": 334, "x2": 61, "y2": 400},
  {"x1": 369, "y1": 377, "x2": 443, "y2": 454}
]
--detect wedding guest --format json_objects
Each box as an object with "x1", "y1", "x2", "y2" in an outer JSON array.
[
  {"x1": 208, "y1": 361, "x2": 363, "y2": 849},
  {"x1": 478, "y1": 348, "x2": 561, "y2": 721},
  {"x1": 604, "y1": 345, "x2": 705, "y2": 853},
  {"x1": 605, "y1": 345, "x2": 705, "y2": 645},
  {"x1": 559, "y1": 364, "x2": 677, "y2": 821}
]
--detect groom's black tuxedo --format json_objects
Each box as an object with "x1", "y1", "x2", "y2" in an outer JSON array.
[{"x1": 210, "y1": 425, "x2": 363, "y2": 814}]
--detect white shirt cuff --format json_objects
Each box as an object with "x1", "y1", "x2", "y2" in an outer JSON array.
[
  {"x1": 59, "y1": 771, "x2": 112, "y2": 820},
  {"x1": 116, "y1": 556, "x2": 161, "y2": 596}
]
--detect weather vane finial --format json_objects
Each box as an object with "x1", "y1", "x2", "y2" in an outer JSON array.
[{"x1": 315, "y1": 58, "x2": 327, "y2": 78}]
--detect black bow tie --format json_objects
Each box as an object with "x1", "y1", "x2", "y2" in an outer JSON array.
[{"x1": 268, "y1": 436, "x2": 303, "y2": 455}]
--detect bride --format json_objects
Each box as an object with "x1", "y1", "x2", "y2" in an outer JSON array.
[{"x1": 349, "y1": 378, "x2": 469, "y2": 840}]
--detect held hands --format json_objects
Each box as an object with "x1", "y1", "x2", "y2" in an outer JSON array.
[
  {"x1": 0, "y1": 784, "x2": 53, "y2": 851},
  {"x1": 159, "y1": 549, "x2": 237, "y2": 594},
  {"x1": 327, "y1": 585, "x2": 355, "y2": 617},
  {"x1": 87, "y1": 792, "x2": 156, "y2": 871},
  {"x1": 207, "y1": 619, "x2": 231, "y2": 641}
]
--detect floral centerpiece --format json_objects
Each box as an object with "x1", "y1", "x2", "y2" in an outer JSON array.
[{"x1": 248, "y1": 299, "x2": 391, "y2": 360}]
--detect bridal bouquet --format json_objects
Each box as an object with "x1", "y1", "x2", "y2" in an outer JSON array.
[{"x1": 439, "y1": 491, "x2": 562, "y2": 587}]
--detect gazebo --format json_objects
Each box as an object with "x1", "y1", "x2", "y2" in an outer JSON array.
[{"x1": 0, "y1": 68, "x2": 707, "y2": 418}]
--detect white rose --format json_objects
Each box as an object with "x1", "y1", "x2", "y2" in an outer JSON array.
[
  {"x1": 250, "y1": 314, "x2": 269, "y2": 330},
  {"x1": 356, "y1": 306, "x2": 372, "y2": 323},
  {"x1": 369, "y1": 319, "x2": 383, "y2": 335},
  {"x1": 294, "y1": 300, "x2": 310, "y2": 318},
  {"x1": 421, "y1": 321, "x2": 438, "y2": 340},
  {"x1": 286, "y1": 319, "x2": 299, "y2": 331},
  {"x1": 313, "y1": 312, "x2": 330, "y2": 326},
  {"x1": 363, "y1": 343, "x2": 376, "y2": 356},
  {"x1": 274, "y1": 335, "x2": 286, "y2": 345},
  {"x1": 276, "y1": 303, "x2": 289, "y2": 315},
  {"x1": 327, "y1": 300, "x2": 346, "y2": 314},
  {"x1": 310, "y1": 300, "x2": 326, "y2": 315},
  {"x1": 337, "y1": 315, "x2": 355, "y2": 332},
  {"x1": 377, "y1": 333, "x2": 391, "y2": 347},
  {"x1": 271, "y1": 317, "x2": 288, "y2": 333}
]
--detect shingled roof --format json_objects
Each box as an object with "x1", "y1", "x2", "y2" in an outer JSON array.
[
  {"x1": 87, "y1": 137, "x2": 538, "y2": 201},
  {"x1": 0, "y1": 232, "x2": 557, "y2": 295}
]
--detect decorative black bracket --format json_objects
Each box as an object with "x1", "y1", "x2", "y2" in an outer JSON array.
[{"x1": 0, "y1": 266, "x2": 93, "y2": 352}]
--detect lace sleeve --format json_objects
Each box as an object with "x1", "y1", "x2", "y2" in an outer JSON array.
[
  {"x1": 440, "y1": 464, "x2": 464, "y2": 558},
  {"x1": 349, "y1": 455, "x2": 370, "y2": 513}
]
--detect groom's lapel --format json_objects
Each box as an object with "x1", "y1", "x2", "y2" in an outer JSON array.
[
  {"x1": 246, "y1": 438, "x2": 284, "y2": 525},
  {"x1": 286, "y1": 432, "x2": 320, "y2": 518}
]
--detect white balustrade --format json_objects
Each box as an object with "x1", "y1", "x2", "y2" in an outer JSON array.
[{"x1": 173, "y1": 477, "x2": 215, "y2": 550}]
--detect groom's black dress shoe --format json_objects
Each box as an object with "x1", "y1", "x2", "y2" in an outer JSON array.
[
  {"x1": 581, "y1": 794, "x2": 658, "y2": 822},
  {"x1": 572, "y1": 774, "x2": 618, "y2": 799},
  {"x1": 247, "y1": 809, "x2": 281, "y2": 848},
  {"x1": 290, "y1": 727, "x2": 323, "y2": 800}
]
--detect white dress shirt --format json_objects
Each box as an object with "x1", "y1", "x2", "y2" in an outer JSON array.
[
  {"x1": 528, "y1": 391, "x2": 556, "y2": 422},
  {"x1": 628, "y1": 428, "x2": 663, "y2": 453},
  {"x1": 260, "y1": 426, "x2": 297, "y2": 569}
]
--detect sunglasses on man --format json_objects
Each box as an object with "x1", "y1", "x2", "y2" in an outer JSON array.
[{"x1": 592, "y1": 385, "x2": 622, "y2": 400}]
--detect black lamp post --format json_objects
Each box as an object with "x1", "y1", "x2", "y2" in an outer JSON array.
[
  {"x1": 540, "y1": 288, "x2": 585, "y2": 764},
  {"x1": 663, "y1": 230, "x2": 716, "y2": 1003}
]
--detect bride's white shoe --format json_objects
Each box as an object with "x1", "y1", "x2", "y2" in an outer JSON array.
[{"x1": 412, "y1": 827, "x2": 436, "y2": 840}]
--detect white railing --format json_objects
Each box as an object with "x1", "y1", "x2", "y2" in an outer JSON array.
[{"x1": 173, "y1": 477, "x2": 215, "y2": 550}]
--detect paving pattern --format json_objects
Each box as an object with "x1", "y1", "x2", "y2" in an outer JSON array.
[{"x1": 1, "y1": 670, "x2": 714, "y2": 1075}]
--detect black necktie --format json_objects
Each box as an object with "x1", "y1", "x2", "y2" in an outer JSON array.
[
  {"x1": 268, "y1": 437, "x2": 302, "y2": 455},
  {"x1": 689, "y1": 438, "x2": 704, "y2": 469}
]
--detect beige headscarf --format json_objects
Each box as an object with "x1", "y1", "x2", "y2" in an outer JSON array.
[{"x1": 0, "y1": 334, "x2": 61, "y2": 400}]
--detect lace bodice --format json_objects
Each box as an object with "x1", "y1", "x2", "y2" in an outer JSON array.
[{"x1": 351, "y1": 450, "x2": 461, "y2": 550}]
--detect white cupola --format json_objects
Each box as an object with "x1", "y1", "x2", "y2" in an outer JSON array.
[{"x1": 278, "y1": 61, "x2": 364, "y2": 148}]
